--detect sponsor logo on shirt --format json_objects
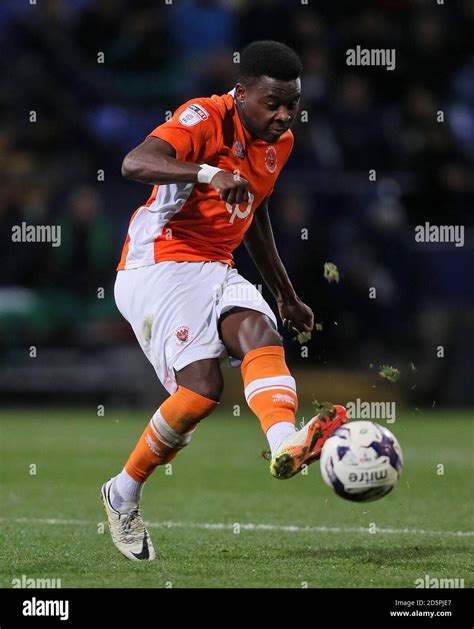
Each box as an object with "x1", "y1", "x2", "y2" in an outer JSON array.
[
  {"x1": 226, "y1": 192, "x2": 255, "y2": 224},
  {"x1": 179, "y1": 103, "x2": 209, "y2": 127}
]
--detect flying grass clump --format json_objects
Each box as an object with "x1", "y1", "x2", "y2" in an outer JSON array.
[
  {"x1": 311, "y1": 399, "x2": 336, "y2": 420},
  {"x1": 324, "y1": 262, "x2": 340, "y2": 283},
  {"x1": 379, "y1": 365, "x2": 400, "y2": 383},
  {"x1": 293, "y1": 322, "x2": 323, "y2": 344},
  {"x1": 261, "y1": 448, "x2": 271, "y2": 461},
  {"x1": 295, "y1": 330, "x2": 311, "y2": 344}
]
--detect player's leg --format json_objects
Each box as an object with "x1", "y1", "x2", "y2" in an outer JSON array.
[
  {"x1": 102, "y1": 360, "x2": 221, "y2": 561},
  {"x1": 110, "y1": 358, "x2": 221, "y2": 506},
  {"x1": 219, "y1": 306, "x2": 347, "y2": 479},
  {"x1": 114, "y1": 358, "x2": 222, "y2": 497},
  {"x1": 219, "y1": 306, "x2": 297, "y2": 454},
  {"x1": 119, "y1": 358, "x2": 222, "y2": 498},
  {"x1": 102, "y1": 262, "x2": 227, "y2": 560},
  {"x1": 218, "y1": 306, "x2": 295, "y2": 450},
  {"x1": 174, "y1": 357, "x2": 223, "y2": 401}
]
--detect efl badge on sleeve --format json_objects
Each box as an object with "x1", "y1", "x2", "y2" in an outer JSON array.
[{"x1": 179, "y1": 104, "x2": 209, "y2": 127}]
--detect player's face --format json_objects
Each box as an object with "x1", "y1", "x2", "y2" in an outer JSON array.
[{"x1": 236, "y1": 76, "x2": 301, "y2": 143}]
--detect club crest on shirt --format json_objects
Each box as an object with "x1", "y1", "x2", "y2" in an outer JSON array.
[
  {"x1": 179, "y1": 104, "x2": 209, "y2": 127},
  {"x1": 233, "y1": 141, "x2": 245, "y2": 159},
  {"x1": 265, "y1": 146, "x2": 277, "y2": 173},
  {"x1": 174, "y1": 325, "x2": 191, "y2": 345}
]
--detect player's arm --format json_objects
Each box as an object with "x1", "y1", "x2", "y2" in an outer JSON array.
[
  {"x1": 121, "y1": 137, "x2": 249, "y2": 204},
  {"x1": 243, "y1": 198, "x2": 314, "y2": 333}
]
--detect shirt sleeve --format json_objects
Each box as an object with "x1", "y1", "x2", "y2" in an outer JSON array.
[{"x1": 147, "y1": 99, "x2": 222, "y2": 164}]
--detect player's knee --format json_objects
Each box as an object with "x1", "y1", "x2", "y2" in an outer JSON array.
[
  {"x1": 175, "y1": 359, "x2": 223, "y2": 403},
  {"x1": 190, "y1": 376, "x2": 223, "y2": 403},
  {"x1": 260, "y1": 326, "x2": 283, "y2": 348}
]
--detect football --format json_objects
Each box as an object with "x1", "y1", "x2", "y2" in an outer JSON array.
[{"x1": 320, "y1": 421, "x2": 403, "y2": 502}]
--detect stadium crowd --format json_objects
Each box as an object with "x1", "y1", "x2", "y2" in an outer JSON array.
[{"x1": 1, "y1": 0, "x2": 473, "y2": 403}]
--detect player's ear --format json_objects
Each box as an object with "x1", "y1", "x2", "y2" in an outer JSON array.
[{"x1": 235, "y1": 83, "x2": 246, "y2": 104}]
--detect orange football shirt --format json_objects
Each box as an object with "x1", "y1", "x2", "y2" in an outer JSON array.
[{"x1": 117, "y1": 90, "x2": 294, "y2": 270}]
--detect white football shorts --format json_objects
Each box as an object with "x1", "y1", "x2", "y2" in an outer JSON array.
[{"x1": 114, "y1": 261, "x2": 278, "y2": 394}]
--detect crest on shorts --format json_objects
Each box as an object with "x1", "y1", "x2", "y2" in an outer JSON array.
[
  {"x1": 233, "y1": 141, "x2": 245, "y2": 159},
  {"x1": 265, "y1": 146, "x2": 277, "y2": 173},
  {"x1": 175, "y1": 325, "x2": 191, "y2": 344}
]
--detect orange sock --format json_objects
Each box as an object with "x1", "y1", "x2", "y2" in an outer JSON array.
[
  {"x1": 240, "y1": 345, "x2": 297, "y2": 433},
  {"x1": 125, "y1": 385, "x2": 218, "y2": 482}
]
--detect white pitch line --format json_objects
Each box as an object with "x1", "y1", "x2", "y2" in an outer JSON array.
[{"x1": 1, "y1": 517, "x2": 473, "y2": 537}]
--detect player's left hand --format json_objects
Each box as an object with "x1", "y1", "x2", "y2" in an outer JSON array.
[{"x1": 278, "y1": 297, "x2": 314, "y2": 334}]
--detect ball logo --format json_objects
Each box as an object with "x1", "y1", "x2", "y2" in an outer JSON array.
[
  {"x1": 348, "y1": 470, "x2": 388, "y2": 484},
  {"x1": 265, "y1": 146, "x2": 277, "y2": 173},
  {"x1": 360, "y1": 449, "x2": 374, "y2": 462}
]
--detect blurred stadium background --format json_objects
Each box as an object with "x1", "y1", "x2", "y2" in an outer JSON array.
[{"x1": 1, "y1": 0, "x2": 473, "y2": 410}]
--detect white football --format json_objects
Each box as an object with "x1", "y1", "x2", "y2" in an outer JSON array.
[{"x1": 320, "y1": 420, "x2": 403, "y2": 502}]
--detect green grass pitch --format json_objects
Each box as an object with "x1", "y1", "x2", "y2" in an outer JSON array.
[{"x1": 1, "y1": 408, "x2": 473, "y2": 588}]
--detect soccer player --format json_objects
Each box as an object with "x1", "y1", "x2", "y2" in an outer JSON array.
[{"x1": 101, "y1": 41, "x2": 347, "y2": 561}]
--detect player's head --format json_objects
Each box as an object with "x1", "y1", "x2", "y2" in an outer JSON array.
[{"x1": 235, "y1": 40, "x2": 302, "y2": 143}]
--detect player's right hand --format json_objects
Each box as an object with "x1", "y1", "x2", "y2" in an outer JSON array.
[{"x1": 210, "y1": 171, "x2": 249, "y2": 205}]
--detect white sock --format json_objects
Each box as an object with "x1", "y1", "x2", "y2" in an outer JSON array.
[
  {"x1": 266, "y1": 421, "x2": 296, "y2": 457},
  {"x1": 110, "y1": 468, "x2": 143, "y2": 512}
]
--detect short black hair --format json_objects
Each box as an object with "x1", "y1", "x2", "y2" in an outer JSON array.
[{"x1": 238, "y1": 40, "x2": 303, "y2": 85}]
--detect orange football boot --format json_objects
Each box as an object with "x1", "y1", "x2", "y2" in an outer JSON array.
[{"x1": 270, "y1": 405, "x2": 348, "y2": 479}]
